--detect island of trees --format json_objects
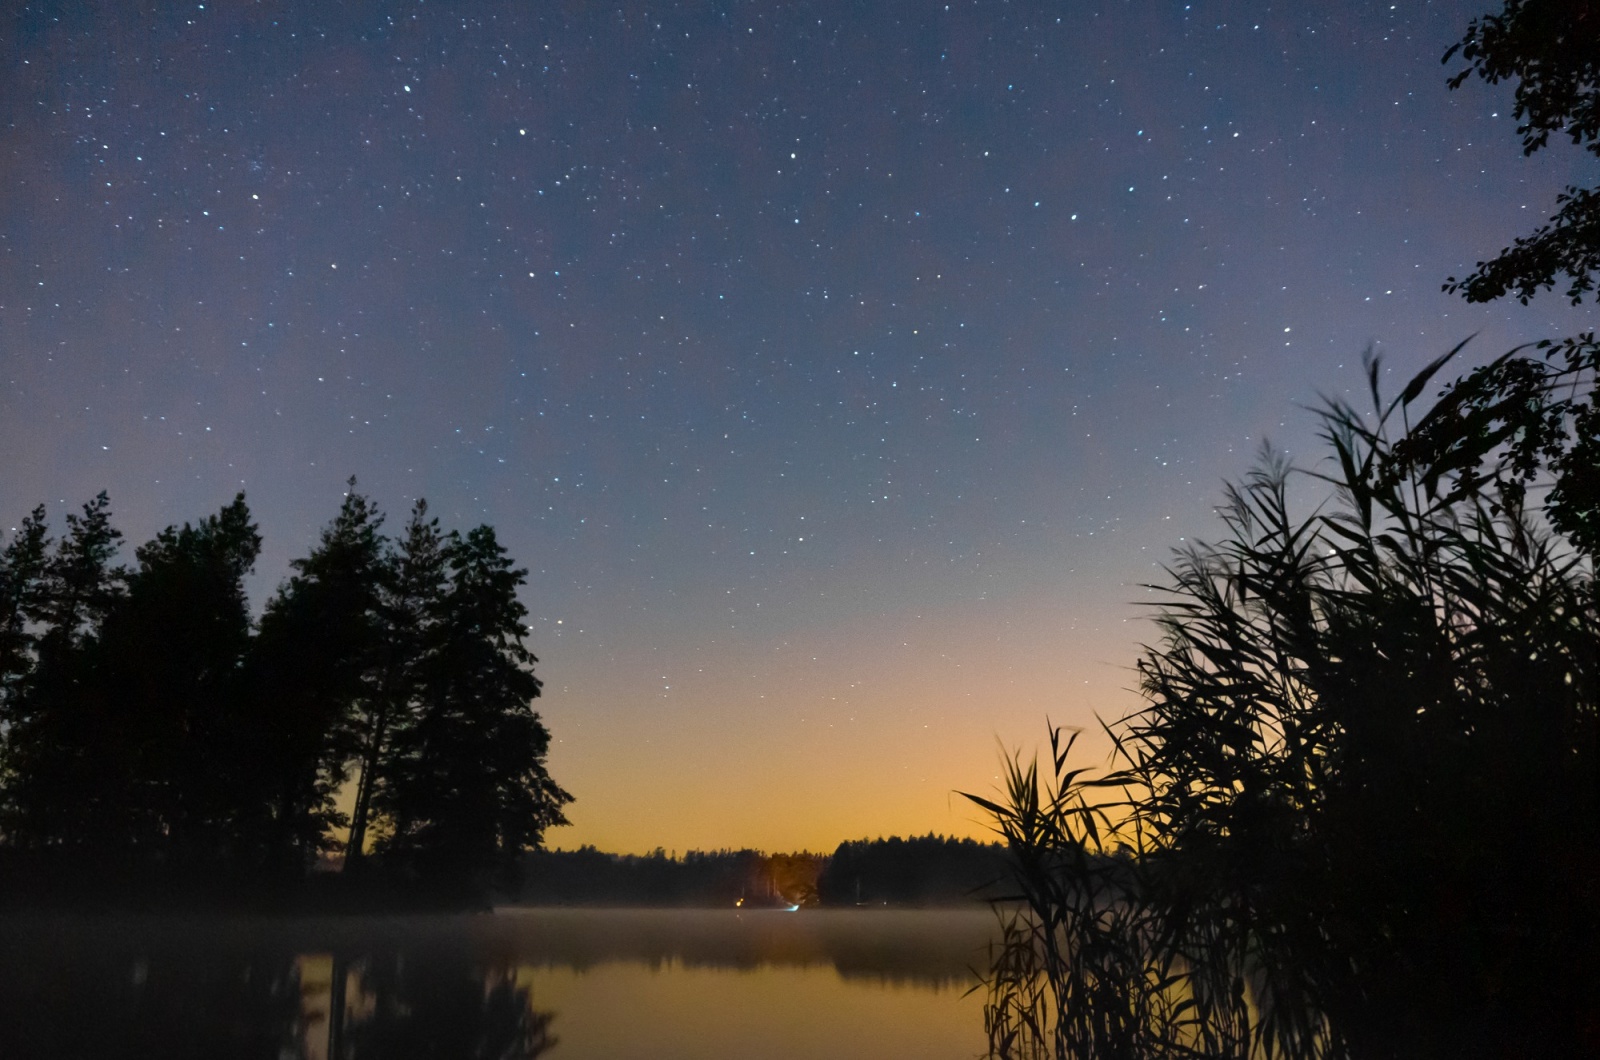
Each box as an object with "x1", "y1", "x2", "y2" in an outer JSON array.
[{"x1": 0, "y1": 483, "x2": 571, "y2": 909}]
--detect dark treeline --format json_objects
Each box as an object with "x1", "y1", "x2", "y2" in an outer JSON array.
[
  {"x1": 520, "y1": 846, "x2": 824, "y2": 907},
  {"x1": 0, "y1": 482, "x2": 571, "y2": 909},
  {"x1": 817, "y1": 834, "x2": 1012, "y2": 906},
  {"x1": 519, "y1": 834, "x2": 1012, "y2": 907}
]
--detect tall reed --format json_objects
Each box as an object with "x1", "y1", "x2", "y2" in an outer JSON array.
[{"x1": 972, "y1": 349, "x2": 1600, "y2": 1058}]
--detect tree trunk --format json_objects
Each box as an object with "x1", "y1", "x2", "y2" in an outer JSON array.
[{"x1": 344, "y1": 706, "x2": 390, "y2": 870}]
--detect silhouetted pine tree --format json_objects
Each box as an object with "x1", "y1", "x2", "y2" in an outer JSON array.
[
  {"x1": 378, "y1": 524, "x2": 571, "y2": 900},
  {"x1": 0, "y1": 493, "x2": 124, "y2": 850},
  {"x1": 0, "y1": 507, "x2": 50, "y2": 850},
  {"x1": 344, "y1": 500, "x2": 446, "y2": 869},
  {"x1": 88, "y1": 495, "x2": 262, "y2": 867},
  {"x1": 0, "y1": 506, "x2": 49, "y2": 716},
  {"x1": 248, "y1": 484, "x2": 387, "y2": 875}
]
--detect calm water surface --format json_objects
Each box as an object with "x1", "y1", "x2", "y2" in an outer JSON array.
[{"x1": 0, "y1": 907, "x2": 997, "y2": 1059}]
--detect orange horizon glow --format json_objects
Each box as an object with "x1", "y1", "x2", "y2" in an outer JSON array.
[{"x1": 534, "y1": 583, "x2": 1148, "y2": 857}]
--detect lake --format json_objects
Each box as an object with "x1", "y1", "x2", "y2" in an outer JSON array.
[{"x1": 0, "y1": 907, "x2": 999, "y2": 1059}]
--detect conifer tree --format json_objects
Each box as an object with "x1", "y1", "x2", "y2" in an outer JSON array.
[
  {"x1": 90, "y1": 495, "x2": 261, "y2": 864},
  {"x1": 0, "y1": 493, "x2": 124, "y2": 849},
  {"x1": 0, "y1": 507, "x2": 50, "y2": 836},
  {"x1": 345, "y1": 500, "x2": 446, "y2": 868},
  {"x1": 0, "y1": 507, "x2": 50, "y2": 730},
  {"x1": 249, "y1": 483, "x2": 387, "y2": 874},
  {"x1": 379, "y1": 524, "x2": 571, "y2": 898}
]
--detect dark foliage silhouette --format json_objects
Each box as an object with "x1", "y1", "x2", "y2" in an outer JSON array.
[
  {"x1": 250, "y1": 485, "x2": 388, "y2": 876},
  {"x1": 0, "y1": 486, "x2": 568, "y2": 909},
  {"x1": 972, "y1": 353, "x2": 1600, "y2": 1059},
  {"x1": 376, "y1": 523, "x2": 572, "y2": 902},
  {"x1": 1443, "y1": 0, "x2": 1600, "y2": 304},
  {"x1": 818, "y1": 834, "x2": 1010, "y2": 906},
  {"x1": 1, "y1": 492, "x2": 126, "y2": 853},
  {"x1": 92, "y1": 496, "x2": 263, "y2": 869},
  {"x1": 345, "y1": 500, "x2": 445, "y2": 872},
  {"x1": 519, "y1": 845, "x2": 827, "y2": 907},
  {"x1": 973, "y1": 7, "x2": 1600, "y2": 1053}
]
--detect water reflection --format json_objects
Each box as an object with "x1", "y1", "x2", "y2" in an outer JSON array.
[
  {"x1": 0, "y1": 909, "x2": 992, "y2": 1060},
  {"x1": 485, "y1": 907, "x2": 994, "y2": 986},
  {"x1": 309, "y1": 953, "x2": 555, "y2": 1060},
  {"x1": 0, "y1": 928, "x2": 556, "y2": 1060},
  {"x1": 0, "y1": 940, "x2": 307, "y2": 1059}
]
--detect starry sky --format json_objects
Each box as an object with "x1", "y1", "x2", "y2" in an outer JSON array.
[{"x1": 2, "y1": 0, "x2": 1595, "y2": 855}]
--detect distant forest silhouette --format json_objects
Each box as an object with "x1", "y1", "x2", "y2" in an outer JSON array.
[
  {"x1": 0, "y1": 482, "x2": 571, "y2": 909},
  {"x1": 519, "y1": 834, "x2": 1017, "y2": 907}
]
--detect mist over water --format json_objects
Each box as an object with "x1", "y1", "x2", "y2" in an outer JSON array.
[{"x1": 0, "y1": 908, "x2": 996, "y2": 1059}]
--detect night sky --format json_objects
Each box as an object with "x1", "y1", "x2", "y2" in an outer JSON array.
[{"x1": 3, "y1": 0, "x2": 1595, "y2": 855}]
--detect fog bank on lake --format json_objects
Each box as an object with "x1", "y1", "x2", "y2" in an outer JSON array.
[{"x1": 0, "y1": 908, "x2": 997, "y2": 1059}]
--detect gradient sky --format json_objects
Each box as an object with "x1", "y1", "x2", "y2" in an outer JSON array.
[{"x1": 3, "y1": 0, "x2": 1595, "y2": 855}]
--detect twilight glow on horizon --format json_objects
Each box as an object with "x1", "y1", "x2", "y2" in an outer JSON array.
[{"x1": 3, "y1": 0, "x2": 1594, "y2": 855}]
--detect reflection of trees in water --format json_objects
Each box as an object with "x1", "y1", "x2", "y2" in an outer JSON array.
[
  {"x1": 480, "y1": 908, "x2": 996, "y2": 989},
  {"x1": 0, "y1": 909, "x2": 984, "y2": 1057},
  {"x1": 327, "y1": 952, "x2": 555, "y2": 1060},
  {"x1": 0, "y1": 933, "x2": 554, "y2": 1060},
  {"x1": 0, "y1": 945, "x2": 306, "y2": 1060}
]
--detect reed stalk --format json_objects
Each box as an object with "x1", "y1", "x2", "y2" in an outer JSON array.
[{"x1": 971, "y1": 349, "x2": 1599, "y2": 1059}]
